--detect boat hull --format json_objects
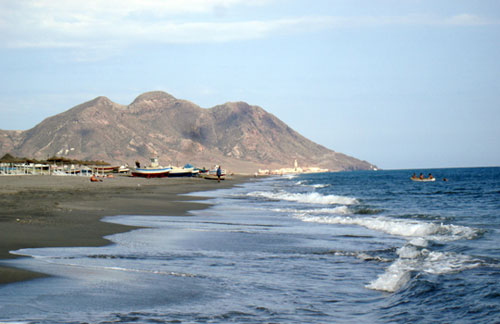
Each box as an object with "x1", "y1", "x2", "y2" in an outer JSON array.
[
  {"x1": 131, "y1": 168, "x2": 170, "y2": 178},
  {"x1": 411, "y1": 178, "x2": 435, "y2": 182},
  {"x1": 201, "y1": 169, "x2": 226, "y2": 180},
  {"x1": 94, "y1": 166, "x2": 118, "y2": 173},
  {"x1": 167, "y1": 172, "x2": 193, "y2": 177},
  {"x1": 202, "y1": 174, "x2": 225, "y2": 180},
  {"x1": 167, "y1": 167, "x2": 195, "y2": 177}
]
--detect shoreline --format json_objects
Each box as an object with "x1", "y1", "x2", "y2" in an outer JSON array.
[{"x1": 0, "y1": 174, "x2": 252, "y2": 284}]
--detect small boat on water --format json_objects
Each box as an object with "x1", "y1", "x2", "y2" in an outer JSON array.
[
  {"x1": 411, "y1": 177, "x2": 435, "y2": 182},
  {"x1": 131, "y1": 157, "x2": 170, "y2": 178}
]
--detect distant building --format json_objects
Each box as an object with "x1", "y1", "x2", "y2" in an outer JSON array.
[{"x1": 258, "y1": 160, "x2": 328, "y2": 175}]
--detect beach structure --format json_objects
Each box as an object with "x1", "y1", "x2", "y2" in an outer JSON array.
[
  {"x1": 0, "y1": 153, "x2": 123, "y2": 177},
  {"x1": 0, "y1": 163, "x2": 51, "y2": 175}
]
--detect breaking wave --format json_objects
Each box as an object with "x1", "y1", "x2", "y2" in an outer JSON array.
[
  {"x1": 295, "y1": 215, "x2": 480, "y2": 242},
  {"x1": 272, "y1": 206, "x2": 351, "y2": 215},
  {"x1": 366, "y1": 244, "x2": 485, "y2": 292},
  {"x1": 248, "y1": 191, "x2": 358, "y2": 205},
  {"x1": 294, "y1": 213, "x2": 484, "y2": 293},
  {"x1": 295, "y1": 180, "x2": 330, "y2": 189}
]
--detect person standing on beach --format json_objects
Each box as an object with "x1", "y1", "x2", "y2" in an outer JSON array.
[{"x1": 217, "y1": 165, "x2": 222, "y2": 183}]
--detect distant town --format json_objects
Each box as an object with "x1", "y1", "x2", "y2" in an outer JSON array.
[{"x1": 258, "y1": 160, "x2": 328, "y2": 175}]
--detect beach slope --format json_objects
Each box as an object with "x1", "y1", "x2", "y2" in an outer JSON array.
[{"x1": 0, "y1": 175, "x2": 249, "y2": 284}]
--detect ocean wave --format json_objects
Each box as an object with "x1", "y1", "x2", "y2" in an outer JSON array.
[
  {"x1": 312, "y1": 184, "x2": 330, "y2": 188},
  {"x1": 294, "y1": 180, "x2": 330, "y2": 189},
  {"x1": 354, "y1": 207, "x2": 383, "y2": 215},
  {"x1": 295, "y1": 212, "x2": 486, "y2": 294},
  {"x1": 295, "y1": 215, "x2": 481, "y2": 242},
  {"x1": 318, "y1": 249, "x2": 393, "y2": 262},
  {"x1": 98, "y1": 266, "x2": 198, "y2": 277},
  {"x1": 366, "y1": 246, "x2": 484, "y2": 293},
  {"x1": 248, "y1": 191, "x2": 358, "y2": 205},
  {"x1": 272, "y1": 206, "x2": 351, "y2": 215}
]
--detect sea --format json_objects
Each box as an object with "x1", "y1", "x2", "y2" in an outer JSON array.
[{"x1": 0, "y1": 167, "x2": 499, "y2": 324}]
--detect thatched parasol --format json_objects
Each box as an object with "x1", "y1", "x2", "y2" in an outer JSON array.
[{"x1": 0, "y1": 153, "x2": 26, "y2": 163}]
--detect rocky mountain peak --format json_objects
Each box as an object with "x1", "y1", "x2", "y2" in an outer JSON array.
[
  {"x1": 84, "y1": 96, "x2": 115, "y2": 108},
  {"x1": 0, "y1": 91, "x2": 377, "y2": 173},
  {"x1": 130, "y1": 91, "x2": 176, "y2": 106},
  {"x1": 64, "y1": 96, "x2": 121, "y2": 116}
]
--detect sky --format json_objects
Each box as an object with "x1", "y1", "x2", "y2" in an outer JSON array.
[{"x1": 0, "y1": 0, "x2": 499, "y2": 170}]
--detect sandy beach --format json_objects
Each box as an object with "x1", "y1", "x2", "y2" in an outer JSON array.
[{"x1": 0, "y1": 174, "x2": 251, "y2": 284}]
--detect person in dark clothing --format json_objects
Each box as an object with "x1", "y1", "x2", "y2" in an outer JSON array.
[{"x1": 216, "y1": 165, "x2": 222, "y2": 183}]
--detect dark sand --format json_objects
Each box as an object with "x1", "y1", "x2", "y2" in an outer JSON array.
[{"x1": 0, "y1": 174, "x2": 251, "y2": 284}]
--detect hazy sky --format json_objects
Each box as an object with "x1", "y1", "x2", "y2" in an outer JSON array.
[{"x1": 1, "y1": 0, "x2": 499, "y2": 169}]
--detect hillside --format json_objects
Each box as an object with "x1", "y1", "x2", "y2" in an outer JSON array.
[{"x1": 0, "y1": 91, "x2": 376, "y2": 173}]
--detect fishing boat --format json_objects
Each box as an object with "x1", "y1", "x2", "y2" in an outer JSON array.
[
  {"x1": 166, "y1": 163, "x2": 201, "y2": 177},
  {"x1": 93, "y1": 166, "x2": 117, "y2": 173},
  {"x1": 167, "y1": 166, "x2": 195, "y2": 177},
  {"x1": 131, "y1": 157, "x2": 170, "y2": 178},
  {"x1": 201, "y1": 167, "x2": 226, "y2": 180},
  {"x1": 116, "y1": 165, "x2": 130, "y2": 173},
  {"x1": 411, "y1": 177, "x2": 435, "y2": 182},
  {"x1": 131, "y1": 167, "x2": 170, "y2": 178}
]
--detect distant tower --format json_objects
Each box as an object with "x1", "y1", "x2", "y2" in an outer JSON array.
[{"x1": 294, "y1": 159, "x2": 298, "y2": 170}]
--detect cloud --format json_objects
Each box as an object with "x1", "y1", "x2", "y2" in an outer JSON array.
[
  {"x1": 1, "y1": 1, "x2": 497, "y2": 51},
  {"x1": 314, "y1": 13, "x2": 498, "y2": 28},
  {"x1": 7, "y1": 0, "x2": 271, "y2": 18},
  {"x1": 0, "y1": 0, "x2": 275, "y2": 48},
  {"x1": 443, "y1": 14, "x2": 494, "y2": 26}
]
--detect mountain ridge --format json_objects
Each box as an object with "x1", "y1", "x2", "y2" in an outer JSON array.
[{"x1": 0, "y1": 91, "x2": 376, "y2": 173}]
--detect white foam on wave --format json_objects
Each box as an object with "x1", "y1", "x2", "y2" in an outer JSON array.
[
  {"x1": 296, "y1": 213, "x2": 484, "y2": 292},
  {"x1": 296, "y1": 215, "x2": 479, "y2": 242},
  {"x1": 408, "y1": 237, "x2": 429, "y2": 247},
  {"x1": 312, "y1": 184, "x2": 330, "y2": 188},
  {"x1": 10, "y1": 248, "x2": 199, "y2": 278},
  {"x1": 272, "y1": 206, "x2": 350, "y2": 215},
  {"x1": 294, "y1": 181, "x2": 330, "y2": 189},
  {"x1": 366, "y1": 247, "x2": 483, "y2": 292},
  {"x1": 248, "y1": 191, "x2": 358, "y2": 205},
  {"x1": 99, "y1": 265, "x2": 197, "y2": 277}
]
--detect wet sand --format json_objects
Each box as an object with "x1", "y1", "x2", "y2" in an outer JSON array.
[{"x1": 0, "y1": 174, "x2": 251, "y2": 284}]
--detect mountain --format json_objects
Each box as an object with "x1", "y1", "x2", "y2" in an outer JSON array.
[{"x1": 0, "y1": 91, "x2": 376, "y2": 173}]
